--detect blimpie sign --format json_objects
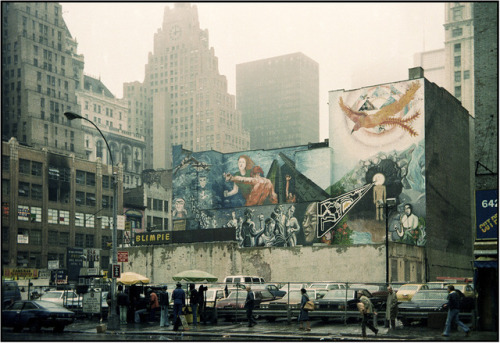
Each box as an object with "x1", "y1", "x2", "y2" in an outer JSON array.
[{"x1": 134, "y1": 231, "x2": 172, "y2": 246}]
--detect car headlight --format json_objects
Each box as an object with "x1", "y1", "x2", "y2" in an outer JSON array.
[{"x1": 261, "y1": 304, "x2": 269, "y2": 309}]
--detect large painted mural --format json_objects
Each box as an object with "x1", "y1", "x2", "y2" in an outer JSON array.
[
  {"x1": 328, "y1": 79, "x2": 426, "y2": 246},
  {"x1": 171, "y1": 144, "x2": 333, "y2": 246}
]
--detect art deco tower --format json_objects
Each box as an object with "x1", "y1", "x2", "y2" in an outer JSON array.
[{"x1": 124, "y1": 3, "x2": 249, "y2": 170}]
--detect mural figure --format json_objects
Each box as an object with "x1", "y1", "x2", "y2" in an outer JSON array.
[
  {"x1": 372, "y1": 173, "x2": 386, "y2": 221},
  {"x1": 224, "y1": 211, "x2": 238, "y2": 228},
  {"x1": 197, "y1": 174, "x2": 212, "y2": 209},
  {"x1": 285, "y1": 175, "x2": 297, "y2": 203},
  {"x1": 257, "y1": 218, "x2": 276, "y2": 247},
  {"x1": 285, "y1": 205, "x2": 300, "y2": 246},
  {"x1": 224, "y1": 165, "x2": 278, "y2": 206},
  {"x1": 339, "y1": 81, "x2": 421, "y2": 137},
  {"x1": 302, "y1": 203, "x2": 318, "y2": 245},
  {"x1": 396, "y1": 203, "x2": 418, "y2": 237},
  {"x1": 241, "y1": 209, "x2": 256, "y2": 247},
  {"x1": 173, "y1": 198, "x2": 187, "y2": 219},
  {"x1": 223, "y1": 155, "x2": 255, "y2": 204}
]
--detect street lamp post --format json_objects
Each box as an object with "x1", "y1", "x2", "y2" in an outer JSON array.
[
  {"x1": 64, "y1": 111, "x2": 119, "y2": 330},
  {"x1": 385, "y1": 198, "x2": 397, "y2": 285}
]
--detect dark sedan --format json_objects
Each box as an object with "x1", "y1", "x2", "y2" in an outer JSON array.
[
  {"x1": 257, "y1": 284, "x2": 286, "y2": 299},
  {"x1": 2, "y1": 300, "x2": 75, "y2": 333},
  {"x1": 398, "y1": 289, "x2": 472, "y2": 325}
]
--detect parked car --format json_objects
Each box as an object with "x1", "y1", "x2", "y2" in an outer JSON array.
[
  {"x1": 396, "y1": 283, "x2": 429, "y2": 302},
  {"x1": 349, "y1": 283, "x2": 389, "y2": 299},
  {"x1": 398, "y1": 289, "x2": 473, "y2": 325},
  {"x1": 449, "y1": 283, "x2": 475, "y2": 298},
  {"x1": 257, "y1": 284, "x2": 286, "y2": 299},
  {"x1": 215, "y1": 288, "x2": 275, "y2": 320},
  {"x1": 2, "y1": 300, "x2": 75, "y2": 332},
  {"x1": 426, "y1": 282, "x2": 448, "y2": 290},
  {"x1": 279, "y1": 283, "x2": 308, "y2": 292},
  {"x1": 260, "y1": 289, "x2": 318, "y2": 322},
  {"x1": 223, "y1": 275, "x2": 265, "y2": 286},
  {"x1": 40, "y1": 290, "x2": 81, "y2": 309},
  {"x1": 315, "y1": 288, "x2": 386, "y2": 313},
  {"x1": 308, "y1": 283, "x2": 345, "y2": 298}
]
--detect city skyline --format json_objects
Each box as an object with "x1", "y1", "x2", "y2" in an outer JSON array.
[{"x1": 62, "y1": 2, "x2": 445, "y2": 140}]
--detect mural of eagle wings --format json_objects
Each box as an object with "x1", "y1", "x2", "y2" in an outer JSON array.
[{"x1": 339, "y1": 81, "x2": 421, "y2": 137}]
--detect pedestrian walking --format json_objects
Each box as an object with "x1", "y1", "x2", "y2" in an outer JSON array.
[
  {"x1": 244, "y1": 286, "x2": 257, "y2": 327},
  {"x1": 198, "y1": 285, "x2": 207, "y2": 324},
  {"x1": 357, "y1": 290, "x2": 378, "y2": 337},
  {"x1": 298, "y1": 288, "x2": 311, "y2": 331},
  {"x1": 385, "y1": 285, "x2": 398, "y2": 330},
  {"x1": 172, "y1": 282, "x2": 186, "y2": 331},
  {"x1": 189, "y1": 283, "x2": 199, "y2": 327},
  {"x1": 442, "y1": 285, "x2": 470, "y2": 337},
  {"x1": 158, "y1": 285, "x2": 170, "y2": 327},
  {"x1": 117, "y1": 285, "x2": 130, "y2": 325},
  {"x1": 149, "y1": 288, "x2": 159, "y2": 322}
]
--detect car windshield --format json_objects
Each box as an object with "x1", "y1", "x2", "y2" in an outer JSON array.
[
  {"x1": 322, "y1": 290, "x2": 355, "y2": 300},
  {"x1": 281, "y1": 290, "x2": 303, "y2": 301},
  {"x1": 412, "y1": 291, "x2": 448, "y2": 301},
  {"x1": 226, "y1": 291, "x2": 247, "y2": 299},
  {"x1": 399, "y1": 285, "x2": 419, "y2": 291},
  {"x1": 309, "y1": 284, "x2": 327, "y2": 289}
]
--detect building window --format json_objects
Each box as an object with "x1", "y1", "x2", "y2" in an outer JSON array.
[
  {"x1": 454, "y1": 71, "x2": 461, "y2": 82},
  {"x1": 75, "y1": 233, "x2": 84, "y2": 247},
  {"x1": 102, "y1": 236, "x2": 110, "y2": 249},
  {"x1": 102, "y1": 195, "x2": 110, "y2": 209},
  {"x1": 455, "y1": 86, "x2": 462, "y2": 99},
  {"x1": 452, "y1": 8, "x2": 463, "y2": 21},
  {"x1": 30, "y1": 229, "x2": 41, "y2": 245},
  {"x1": 59, "y1": 232, "x2": 69, "y2": 245},
  {"x1": 454, "y1": 56, "x2": 461, "y2": 67},
  {"x1": 74, "y1": 212, "x2": 84, "y2": 227},
  {"x1": 463, "y1": 70, "x2": 470, "y2": 79},
  {"x1": 2, "y1": 156, "x2": 10, "y2": 171},
  {"x1": 86, "y1": 193, "x2": 96, "y2": 207},
  {"x1": 2, "y1": 226, "x2": 9, "y2": 243},
  {"x1": 153, "y1": 199, "x2": 162, "y2": 211},
  {"x1": 48, "y1": 231, "x2": 58, "y2": 244},
  {"x1": 48, "y1": 208, "x2": 58, "y2": 224},
  {"x1": 31, "y1": 161, "x2": 42, "y2": 176},
  {"x1": 76, "y1": 170, "x2": 85, "y2": 184},
  {"x1": 85, "y1": 213, "x2": 95, "y2": 228},
  {"x1": 86, "y1": 172, "x2": 95, "y2": 187},
  {"x1": 452, "y1": 27, "x2": 463, "y2": 37},
  {"x1": 85, "y1": 235, "x2": 94, "y2": 248},
  {"x1": 31, "y1": 184, "x2": 42, "y2": 200},
  {"x1": 102, "y1": 175, "x2": 110, "y2": 189},
  {"x1": 18, "y1": 182, "x2": 30, "y2": 197},
  {"x1": 76, "y1": 191, "x2": 85, "y2": 206},
  {"x1": 17, "y1": 205, "x2": 30, "y2": 221},
  {"x1": 19, "y1": 159, "x2": 30, "y2": 174},
  {"x1": 454, "y1": 43, "x2": 461, "y2": 53},
  {"x1": 164, "y1": 201, "x2": 169, "y2": 213},
  {"x1": 59, "y1": 210, "x2": 69, "y2": 225},
  {"x1": 30, "y1": 207, "x2": 42, "y2": 222}
]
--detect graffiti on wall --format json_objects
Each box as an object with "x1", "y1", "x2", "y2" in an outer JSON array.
[{"x1": 329, "y1": 79, "x2": 426, "y2": 246}]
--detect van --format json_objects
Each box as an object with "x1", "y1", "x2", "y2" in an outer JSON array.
[
  {"x1": 223, "y1": 275, "x2": 265, "y2": 286},
  {"x1": 2, "y1": 280, "x2": 21, "y2": 308}
]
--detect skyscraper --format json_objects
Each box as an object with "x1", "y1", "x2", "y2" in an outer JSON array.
[
  {"x1": 1, "y1": 2, "x2": 85, "y2": 157},
  {"x1": 124, "y1": 3, "x2": 249, "y2": 170},
  {"x1": 236, "y1": 52, "x2": 319, "y2": 150}
]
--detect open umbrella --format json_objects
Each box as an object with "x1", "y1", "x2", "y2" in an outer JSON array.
[
  {"x1": 172, "y1": 270, "x2": 218, "y2": 282},
  {"x1": 117, "y1": 272, "x2": 150, "y2": 285}
]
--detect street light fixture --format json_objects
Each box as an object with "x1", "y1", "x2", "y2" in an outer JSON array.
[
  {"x1": 64, "y1": 111, "x2": 119, "y2": 330},
  {"x1": 385, "y1": 198, "x2": 397, "y2": 285}
]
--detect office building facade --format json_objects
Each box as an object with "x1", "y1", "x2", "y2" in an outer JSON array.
[{"x1": 236, "y1": 52, "x2": 319, "y2": 150}]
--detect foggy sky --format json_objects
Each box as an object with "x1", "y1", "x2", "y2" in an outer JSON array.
[{"x1": 62, "y1": 2, "x2": 445, "y2": 140}]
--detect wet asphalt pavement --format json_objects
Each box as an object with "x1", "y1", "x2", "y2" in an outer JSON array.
[{"x1": 21, "y1": 316, "x2": 496, "y2": 342}]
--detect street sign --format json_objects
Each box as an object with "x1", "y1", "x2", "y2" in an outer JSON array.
[
  {"x1": 117, "y1": 215, "x2": 126, "y2": 230},
  {"x1": 117, "y1": 251, "x2": 128, "y2": 262},
  {"x1": 112, "y1": 264, "x2": 120, "y2": 278},
  {"x1": 83, "y1": 289, "x2": 101, "y2": 314}
]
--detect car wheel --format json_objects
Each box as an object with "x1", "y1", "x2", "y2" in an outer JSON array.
[
  {"x1": 53, "y1": 324, "x2": 65, "y2": 333},
  {"x1": 29, "y1": 320, "x2": 41, "y2": 333}
]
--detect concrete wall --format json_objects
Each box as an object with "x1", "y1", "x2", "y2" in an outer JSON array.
[{"x1": 121, "y1": 243, "x2": 388, "y2": 284}]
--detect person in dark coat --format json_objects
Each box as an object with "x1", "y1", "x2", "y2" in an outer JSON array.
[
  {"x1": 117, "y1": 285, "x2": 129, "y2": 325},
  {"x1": 298, "y1": 288, "x2": 311, "y2": 331},
  {"x1": 244, "y1": 286, "x2": 257, "y2": 327},
  {"x1": 442, "y1": 285, "x2": 470, "y2": 337},
  {"x1": 189, "y1": 284, "x2": 199, "y2": 327},
  {"x1": 172, "y1": 282, "x2": 186, "y2": 331}
]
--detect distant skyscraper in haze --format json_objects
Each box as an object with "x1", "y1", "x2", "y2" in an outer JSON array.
[
  {"x1": 124, "y1": 3, "x2": 249, "y2": 170},
  {"x1": 413, "y1": 49, "x2": 445, "y2": 87},
  {"x1": 236, "y1": 53, "x2": 319, "y2": 150}
]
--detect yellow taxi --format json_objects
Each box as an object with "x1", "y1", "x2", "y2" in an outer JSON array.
[
  {"x1": 396, "y1": 283, "x2": 429, "y2": 302},
  {"x1": 449, "y1": 283, "x2": 475, "y2": 298}
]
